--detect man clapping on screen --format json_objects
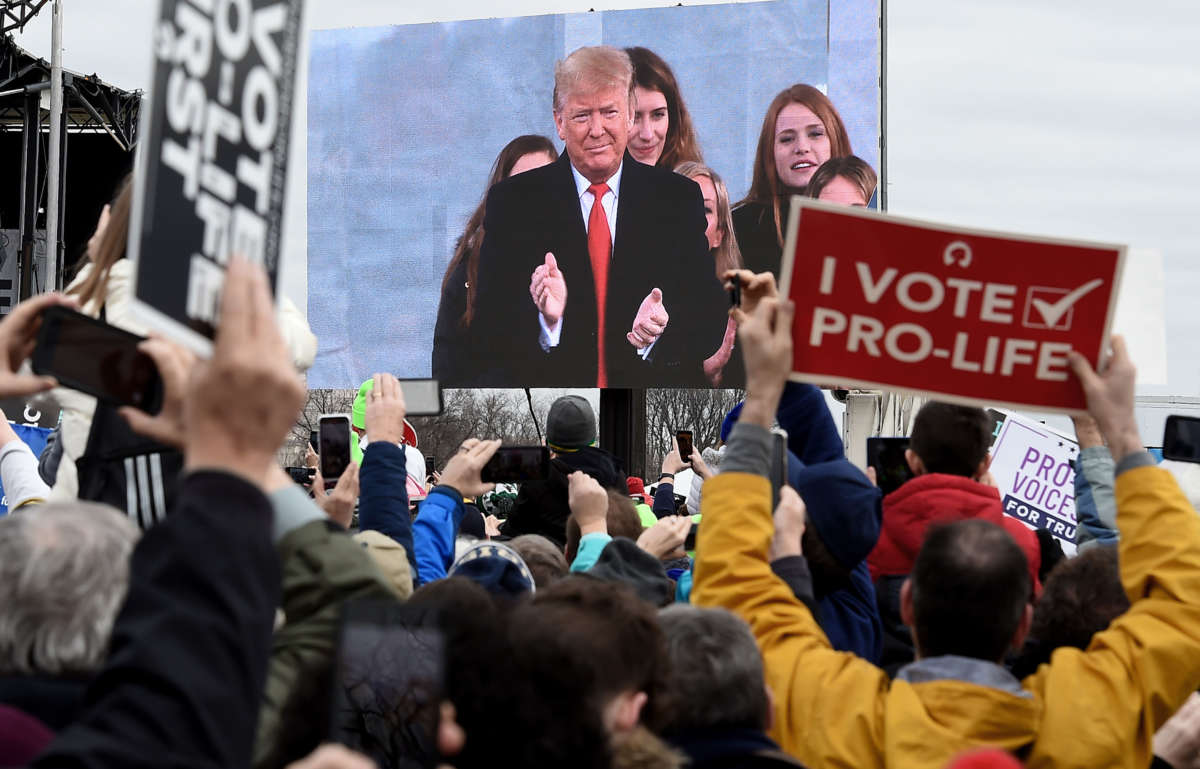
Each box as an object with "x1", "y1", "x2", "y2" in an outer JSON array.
[{"x1": 471, "y1": 45, "x2": 725, "y2": 388}]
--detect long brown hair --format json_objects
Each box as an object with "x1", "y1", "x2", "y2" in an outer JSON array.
[
  {"x1": 70, "y1": 174, "x2": 132, "y2": 311},
  {"x1": 441, "y1": 135, "x2": 558, "y2": 328},
  {"x1": 625, "y1": 47, "x2": 703, "y2": 169},
  {"x1": 674, "y1": 161, "x2": 742, "y2": 278},
  {"x1": 739, "y1": 84, "x2": 852, "y2": 246}
]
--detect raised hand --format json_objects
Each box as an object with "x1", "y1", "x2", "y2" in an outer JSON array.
[
  {"x1": 733, "y1": 294, "x2": 795, "y2": 428},
  {"x1": 364, "y1": 372, "x2": 407, "y2": 445},
  {"x1": 627, "y1": 288, "x2": 669, "y2": 348},
  {"x1": 0, "y1": 292, "x2": 79, "y2": 398},
  {"x1": 120, "y1": 335, "x2": 197, "y2": 448},
  {"x1": 182, "y1": 257, "x2": 306, "y2": 488},
  {"x1": 768, "y1": 485, "x2": 807, "y2": 561},
  {"x1": 723, "y1": 269, "x2": 779, "y2": 318},
  {"x1": 530, "y1": 252, "x2": 567, "y2": 325},
  {"x1": 1067, "y1": 335, "x2": 1140, "y2": 460},
  {"x1": 637, "y1": 515, "x2": 692, "y2": 560},
  {"x1": 313, "y1": 462, "x2": 360, "y2": 528},
  {"x1": 438, "y1": 438, "x2": 502, "y2": 498},
  {"x1": 568, "y1": 470, "x2": 609, "y2": 535}
]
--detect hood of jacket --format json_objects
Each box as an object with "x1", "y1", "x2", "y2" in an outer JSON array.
[
  {"x1": 868, "y1": 474, "x2": 1041, "y2": 591},
  {"x1": 885, "y1": 656, "x2": 1041, "y2": 760}
]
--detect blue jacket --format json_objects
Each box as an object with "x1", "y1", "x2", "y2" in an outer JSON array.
[
  {"x1": 357, "y1": 442, "x2": 417, "y2": 580},
  {"x1": 778, "y1": 384, "x2": 883, "y2": 663},
  {"x1": 412, "y1": 486, "x2": 465, "y2": 586}
]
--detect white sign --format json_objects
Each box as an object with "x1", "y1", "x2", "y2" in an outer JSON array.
[{"x1": 988, "y1": 409, "x2": 1080, "y2": 555}]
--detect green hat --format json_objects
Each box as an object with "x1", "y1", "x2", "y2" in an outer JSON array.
[{"x1": 353, "y1": 379, "x2": 374, "y2": 430}]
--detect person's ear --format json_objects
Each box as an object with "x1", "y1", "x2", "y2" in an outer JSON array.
[
  {"x1": 714, "y1": 225, "x2": 725, "y2": 249},
  {"x1": 1009, "y1": 602, "x2": 1034, "y2": 657},
  {"x1": 606, "y1": 690, "x2": 647, "y2": 734},
  {"x1": 553, "y1": 110, "x2": 567, "y2": 142},
  {"x1": 763, "y1": 682, "x2": 776, "y2": 732},
  {"x1": 905, "y1": 449, "x2": 925, "y2": 476}
]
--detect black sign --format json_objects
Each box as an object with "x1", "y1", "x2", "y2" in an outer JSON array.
[{"x1": 130, "y1": 0, "x2": 303, "y2": 346}]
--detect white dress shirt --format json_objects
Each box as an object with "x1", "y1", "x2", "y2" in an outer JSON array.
[{"x1": 538, "y1": 162, "x2": 655, "y2": 359}]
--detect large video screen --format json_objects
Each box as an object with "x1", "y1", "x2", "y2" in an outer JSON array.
[{"x1": 307, "y1": 0, "x2": 881, "y2": 389}]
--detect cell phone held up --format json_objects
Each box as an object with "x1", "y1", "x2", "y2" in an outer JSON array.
[
  {"x1": 480, "y1": 446, "x2": 550, "y2": 483},
  {"x1": 676, "y1": 430, "x2": 694, "y2": 464},
  {"x1": 319, "y1": 414, "x2": 352, "y2": 487},
  {"x1": 31, "y1": 306, "x2": 164, "y2": 414}
]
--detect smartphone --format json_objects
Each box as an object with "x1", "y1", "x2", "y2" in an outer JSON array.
[
  {"x1": 329, "y1": 599, "x2": 444, "y2": 769},
  {"x1": 866, "y1": 437, "x2": 915, "y2": 495},
  {"x1": 286, "y1": 466, "x2": 316, "y2": 486},
  {"x1": 397, "y1": 379, "x2": 443, "y2": 417},
  {"x1": 31, "y1": 306, "x2": 163, "y2": 413},
  {"x1": 684, "y1": 522, "x2": 699, "y2": 551},
  {"x1": 309, "y1": 430, "x2": 320, "y2": 454},
  {"x1": 770, "y1": 429, "x2": 788, "y2": 509},
  {"x1": 1163, "y1": 415, "x2": 1200, "y2": 463},
  {"x1": 480, "y1": 446, "x2": 550, "y2": 483},
  {"x1": 319, "y1": 414, "x2": 352, "y2": 485},
  {"x1": 676, "y1": 430, "x2": 694, "y2": 463}
]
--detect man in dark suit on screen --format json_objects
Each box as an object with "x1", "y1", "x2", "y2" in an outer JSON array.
[{"x1": 467, "y1": 45, "x2": 725, "y2": 388}]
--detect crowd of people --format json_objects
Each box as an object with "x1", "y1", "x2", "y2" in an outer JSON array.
[
  {"x1": 431, "y1": 45, "x2": 878, "y2": 389},
  {"x1": 2, "y1": 41, "x2": 1200, "y2": 769}
]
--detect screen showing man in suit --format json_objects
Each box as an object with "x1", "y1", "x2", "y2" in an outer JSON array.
[{"x1": 306, "y1": 0, "x2": 881, "y2": 389}]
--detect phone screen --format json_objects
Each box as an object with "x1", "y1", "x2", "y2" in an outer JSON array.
[
  {"x1": 676, "y1": 431, "x2": 694, "y2": 463},
  {"x1": 310, "y1": 430, "x2": 320, "y2": 454},
  {"x1": 480, "y1": 446, "x2": 550, "y2": 482},
  {"x1": 684, "y1": 522, "x2": 699, "y2": 551},
  {"x1": 320, "y1": 416, "x2": 352, "y2": 481},
  {"x1": 866, "y1": 437, "x2": 915, "y2": 495},
  {"x1": 770, "y1": 431, "x2": 787, "y2": 510},
  {"x1": 31, "y1": 307, "x2": 163, "y2": 412},
  {"x1": 1163, "y1": 415, "x2": 1200, "y2": 463},
  {"x1": 330, "y1": 601, "x2": 444, "y2": 769}
]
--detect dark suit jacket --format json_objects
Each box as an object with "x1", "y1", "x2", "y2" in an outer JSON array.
[{"x1": 466, "y1": 153, "x2": 726, "y2": 388}]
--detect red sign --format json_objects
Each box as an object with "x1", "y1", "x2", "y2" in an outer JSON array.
[{"x1": 778, "y1": 200, "x2": 1125, "y2": 413}]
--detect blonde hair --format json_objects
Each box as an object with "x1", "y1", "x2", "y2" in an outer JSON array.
[
  {"x1": 674, "y1": 161, "x2": 743, "y2": 278},
  {"x1": 553, "y1": 46, "x2": 634, "y2": 112}
]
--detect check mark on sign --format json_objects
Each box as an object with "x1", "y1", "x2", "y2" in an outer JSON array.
[{"x1": 1031, "y1": 278, "x2": 1104, "y2": 328}]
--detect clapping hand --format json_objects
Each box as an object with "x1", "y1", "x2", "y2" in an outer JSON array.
[
  {"x1": 530, "y1": 252, "x2": 567, "y2": 325},
  {"x1": 627, "y1": 288, "x2": 668, "y2": 348}
]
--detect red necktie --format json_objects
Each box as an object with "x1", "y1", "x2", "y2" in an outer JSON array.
[{"x1": 587, "y1": 183, "x2": 612, "y2": 388}]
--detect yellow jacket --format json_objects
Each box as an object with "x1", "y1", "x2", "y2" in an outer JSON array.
[{"x1": 692, "y1": 464, "x2": 1200, "y2": 769}]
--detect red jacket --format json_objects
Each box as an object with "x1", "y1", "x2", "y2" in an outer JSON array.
[{"x1": 867, "y1": 473, "x2": 1041, "y2": 592}]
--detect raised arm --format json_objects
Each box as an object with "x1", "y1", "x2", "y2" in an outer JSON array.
[
  {"x1": 691, "y1": 283, "x2": 887, "y2": 767},
  {"x1": 1025, "y1": 338, "x2": 1200, "y2": 766}
]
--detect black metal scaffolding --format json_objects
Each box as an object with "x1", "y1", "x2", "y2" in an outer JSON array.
[{"x1": 0, "y1": 31, "x2": 139, "y2": 298}]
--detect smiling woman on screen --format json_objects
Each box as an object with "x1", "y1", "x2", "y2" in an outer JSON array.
[
  {"x1": 624, "y1": 47, "x2": 703, "y2": 169},
  {"x1": 733, "y1": 84, "x2": 852, "y2": 278}
]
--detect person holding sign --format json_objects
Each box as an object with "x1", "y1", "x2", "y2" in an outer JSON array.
[
  {"x1": 694, "y1": 290, "x2": 1200, "y2": 768},
  {"x1": 733, "y1": 84, "x2": 852, "y2": 278},
  {"x1": 470, "y1": 46, "x2": 725, "y2": 388},
  {"x1": 51, "y1": 178, "x2": 317, "y2": 505}
]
